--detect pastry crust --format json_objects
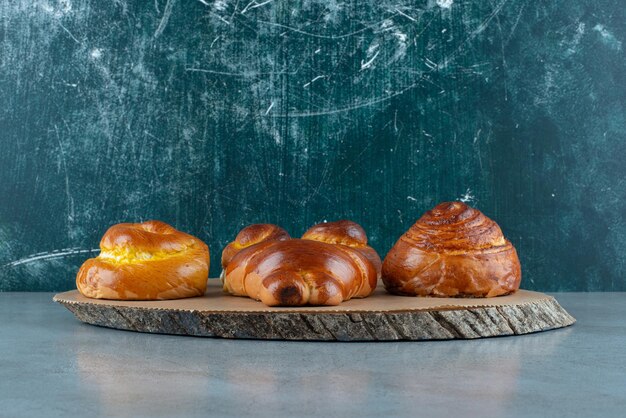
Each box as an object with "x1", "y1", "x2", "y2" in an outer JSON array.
[
  {"x1": 76, "y1": 220, "x2": 209, "y2": 300},
  {"x1": 382, "y1": 202, "x2": 521, "y2": 297},
  {"x1": 222, "y1": 221, "x2": 381, "y2": 306}
]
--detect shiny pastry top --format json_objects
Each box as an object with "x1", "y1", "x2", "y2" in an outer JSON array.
[
  {"x1": 382, "y1": 202, "x2": 521, "y2": 297},
  {"x1": 222, "y1": 221, "x2": 381, "y2": 306},
  {"x1": 76, "y1": 220, "x2": 209, "y2": 300}
]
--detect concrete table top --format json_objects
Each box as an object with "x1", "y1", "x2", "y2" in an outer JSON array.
[{"x1": 1, "y1": 292, "x2": 624, "y2": 418}]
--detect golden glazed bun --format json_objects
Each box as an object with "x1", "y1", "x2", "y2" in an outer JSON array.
[
  {"x1": 76, "y1": 220, "x2": 209, "y2": 300},
  {"x1": 382, "y1": 202, "x2": 521, "y2": 297},
  {"x1": 221, "y1": 221, "x2": 381, "y2": 306}
]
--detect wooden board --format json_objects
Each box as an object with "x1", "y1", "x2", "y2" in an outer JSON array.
[{"x1": 54, "y1": 281, "x2": 575, "y2": 341}]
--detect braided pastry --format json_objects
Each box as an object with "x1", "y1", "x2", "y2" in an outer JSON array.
[{"x1": 222, "y1": 221, "x2": 381, "y2": 306}]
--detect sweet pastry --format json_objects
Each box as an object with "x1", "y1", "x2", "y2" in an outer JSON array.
[
  {"x1": 382, "y1": 202, "x2": 521, "y2": 297},
  {"x1": 221, "y1": 221, "x2": 381, "y2": 306},
  {"x1": 76, "y1": 220, "x2": 209, "y2": 300}
]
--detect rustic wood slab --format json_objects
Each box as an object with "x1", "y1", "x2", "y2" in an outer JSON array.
[{"x1": 54, "y1": 280, "x2": 575, "y2": 341}]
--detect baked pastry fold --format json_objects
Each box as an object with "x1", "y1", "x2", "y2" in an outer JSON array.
[
  {"x1": 382, "y1": 202, "x2": 521, "y2": 297},
  {"x1": 76, "y1": 220, "x2": 209, "y2": 300},
  {"x1": 222, "y1": 221, "x2": 381, "y2": 306}
]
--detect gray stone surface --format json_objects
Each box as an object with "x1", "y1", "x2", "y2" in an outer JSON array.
[{"x1": 1, "y1": 292, "x2": 625, "y2": 417}]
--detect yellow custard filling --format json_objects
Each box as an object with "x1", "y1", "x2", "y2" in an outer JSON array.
[{"x1": 97, "y1": 247, "x2": 186, "y2": 265}]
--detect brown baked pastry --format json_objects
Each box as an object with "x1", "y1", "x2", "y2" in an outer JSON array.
[
  {"x1": 382, "y1": 202, "x2": 521, "y2": 297},
  {"x1": 222, "y1": 221, "x2": 381, "y2": 306},
  {"x1": 76, "y1": 220, "x2": 209, "y2": 300}
]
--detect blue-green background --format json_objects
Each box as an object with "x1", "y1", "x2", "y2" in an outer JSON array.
[{"x1": 1, "y1": 0, "x2": 624, "y2": 291}]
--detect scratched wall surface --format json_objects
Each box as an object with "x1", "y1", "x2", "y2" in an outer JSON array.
[{"x1": 0, "y1": 0, "x2": 625, "y2": 291}]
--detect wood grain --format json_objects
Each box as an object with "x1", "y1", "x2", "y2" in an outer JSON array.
[{"x1": 54, "y1": 283, "x2": 575, "y2": 341}]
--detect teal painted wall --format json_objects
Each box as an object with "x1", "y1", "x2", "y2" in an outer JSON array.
[{"x1": 1, "y1": 0, "x2": 624, "y2": 291}]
